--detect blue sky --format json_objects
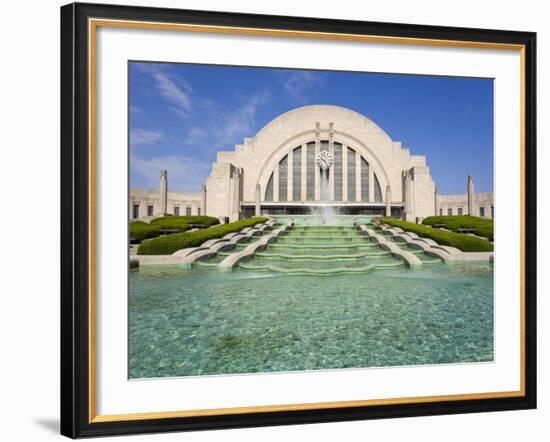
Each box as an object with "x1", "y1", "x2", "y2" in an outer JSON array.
[{"x1": 129, "y1": 62, "x2": 493, "y2": 194}]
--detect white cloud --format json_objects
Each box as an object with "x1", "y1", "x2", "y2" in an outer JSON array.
[
  {"x1": 281, "y1": 71, "x2": 327, "y2": 103},
  {"x1": 130, "y1": 128, "x2": 164, "y2": 146},
  {"x1": 139, "y1": 64, "x2": 193, "y2": 117},
  {"x1": 184, "y1": 127, "x2": 208, "y2": 145},
  {"x1": 215, "y1": 92, "x2": 270, "y2": 145},
  {"x1": 133, "y1": 63, "x2": 273, "y2": 157},
  {"x1": 181, "y1": 91, "x2": 270, "y2": 153},
  {"x1": 131, "y1": 155, "x2": 212, "y2": 192}
]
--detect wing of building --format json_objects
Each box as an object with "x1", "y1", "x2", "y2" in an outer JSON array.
[{"x1": 130, "y1": 105, "x2": 493, "y2": 222}]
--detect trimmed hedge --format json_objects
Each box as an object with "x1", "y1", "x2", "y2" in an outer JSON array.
[
  {"x1": 422, "y1": 215, "x2": 494, "y2": 241},
  {"x1": 138, "y1": 217, "x2": 270, "y2": 255},
  {"x1": 130, "y1": 221, "x2": 190, "y2": 242},
  {"x1": 149, "y1": 215, "x2": 219, "y2": 228},
  {"x1": 382, "y1": 218, "x2": 493, "y2": 252},
  {"x1": 129, "y1": 221, "x2": 162, "y2": 242},
  {"x1": 130, "y1": 216, "x2": 219, "y2": 242}
]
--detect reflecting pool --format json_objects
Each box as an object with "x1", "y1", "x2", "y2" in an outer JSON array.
[{"x1": 129, "y1": 260, "x2": 494, "y2": 379}]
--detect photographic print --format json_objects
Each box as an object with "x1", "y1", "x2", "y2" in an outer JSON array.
[
  {"x1": 61, "y1": 4, "x2": 536, "y2": 436},
  {"x1": 128, "y1": 62, "x2": 495, "y2": 379}
]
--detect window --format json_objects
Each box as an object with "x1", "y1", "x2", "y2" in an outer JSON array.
[
  {"x1": 278, "y1": 154, "x2": 288, "y2": 202},
  {"x1": 292, "y1": 146, "x2": 302, "y2": 201},
  {"x1": 186, "y1": 206, "x2": 191, "y2": 216},
  {"x1": 491, "y1": 206, "x2": 494, "y2": 219},
  {"x1": 319, "y1": 141, "x2": 330, "y2": 199},
  {"x1": 374, "y1": 173, "x2": 382, "y2": 202},
  {"x1": 147, "y1": 205, "x2": 154, "y2": 217},
  {"x1": 480, "y1": 207, "x2": 485, "y2": 217},
  {"x1": 440, "y1": 208, "x2": 443, "y2": 216},
  {"x1": 333, "y1": 143, "x2": 342, "y2": 201},
  {"x1": 265, "y1": 173, "x2": 274, "y2": 201},
  {"x1": 360, "y1": 158, "x2": 369, "y2": 202},
  {"x1": 306, "y1": 142, "x2": 315, "y2": 201},
  {"x1": 457, "y1": 207, "x2": 463, "y2": 215},
  {"x1": 174, "y1": 206, "x2": 180, "y2": 216},
  {"x1": 347, "y1": 147, "x2": 356, "y2": 201},
  {"x1": 198, "y1": 208, "x2": 201, "y2": 216},
  {"x1": 132, "y1": 204, "x2": 139, "y2": 219},
  {"x1": 447, "y1": 208, "x2": 452, "y2": 216}
]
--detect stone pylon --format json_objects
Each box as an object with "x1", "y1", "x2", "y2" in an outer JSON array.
[
  {"x1": 403, "y1": 170, "x2": 415, "y2": 222},
  {"x1": 159, "y1": 169, "x2": 168, "y2": 216},
  {"x1": 200, "y1": 185, "x2": 207, "y2": 216},
  {"x1": 467, "y1": 175, "x2": 475, "y2": 215}
]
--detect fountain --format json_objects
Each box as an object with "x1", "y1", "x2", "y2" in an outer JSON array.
[
  {"x1": 194, "y1": 149, "x2": 443, "y2": 274},
  {"x1": 311, "y1": 150, "x2": 337, "y2": 224}
]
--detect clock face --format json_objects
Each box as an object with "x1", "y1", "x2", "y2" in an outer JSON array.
[{"x1": 316, "y1": 151, "x2": 333, "y2": 170}]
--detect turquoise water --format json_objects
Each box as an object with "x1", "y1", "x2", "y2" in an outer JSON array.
[{"x1": 129, "y1": 262, "x2": 494, "y2": 379}]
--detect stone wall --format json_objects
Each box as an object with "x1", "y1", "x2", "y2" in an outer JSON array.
[
  {"x1": 129, "y1": 189, "x2": 202, "y2": 220},
  {"x1": 409, "y1": 165, "x2": 436, "y2": 221},
  {"x1": 438, "y1": 192, "x2": 494, "y2": 218}
]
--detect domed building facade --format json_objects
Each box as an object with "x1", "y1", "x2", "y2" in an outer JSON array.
[{"x1": 130, "y1": 105, "x2": 493, "y2": 222}]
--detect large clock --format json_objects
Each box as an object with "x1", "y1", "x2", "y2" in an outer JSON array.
[{"x1": 316, "y1": 151, "x2": 333, "y2": 170}]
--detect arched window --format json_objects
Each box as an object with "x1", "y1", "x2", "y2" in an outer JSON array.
[
  {"x1": 347, "y1": 147, "x2": 356, "y2": 201},
  {"x1": 333, "y1": 143, "x2": 343, "y2": 201},
  {"x1": 263, "y1": 142, "x2": 386, "y2": 204},
  {"x1": 306, "y1": 142, "x2": 315, "y2": 201},
  {"x1": 360, "y1": 158, "x2": 369, "y2": 202},
  {"x1": 374, "y1": 173, "x2": 383, "y2": 202},
  {"x1": 278, "y1": 155, "x2": 288, "y2": 202},
  {"x1": 292, "y1": 146, "x2": 302, "y2": 201},
  {"x1": 265, "y1": 173, "x2": 274, "y2": 201}
]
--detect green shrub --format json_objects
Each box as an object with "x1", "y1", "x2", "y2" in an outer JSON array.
[
  {"x1": 130, "y1": 216, "x2": 219, "y2": 242},
  {"x1": 138, "y1": 217, "x2": 269, "y2": 255},
  {"x1": 422, "y1": 215, "x2": 494, "y2": 241},
  {"x1": 150, "y1": 215, "x2": 219, "y2": 227},
  {"x1": 146, "y1": 218, "x2": 191, "y2": 233},
  {"x1": 382, "y1": 218, "x2": 493, "y2": 252},
  {"x1": 129, "y1": 222, "x2": 161, "y2": 242}
]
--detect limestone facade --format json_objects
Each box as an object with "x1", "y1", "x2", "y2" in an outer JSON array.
[
  {"x1": 437, "y1": 192, "x2": 494, "y2": 218},
  {"x1": 129, "y1": 105, "x2": 494, "y2": 222},
  {"x1": 129, "y1": 188, "x2": 202, "y2": 220}
]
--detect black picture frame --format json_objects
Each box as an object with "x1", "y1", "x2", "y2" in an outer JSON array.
[{"x1": 61, "y1": 2, "x2": 537, "y2": 438}]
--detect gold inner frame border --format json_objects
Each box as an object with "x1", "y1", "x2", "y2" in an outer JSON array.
[{"x1": 87, "y1": 17, "x2": 527, "y2": 424}]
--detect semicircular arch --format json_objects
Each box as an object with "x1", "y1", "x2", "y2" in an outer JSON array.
[{"x1": 257, "y1": 130, "x2": 391, "y2": 200}]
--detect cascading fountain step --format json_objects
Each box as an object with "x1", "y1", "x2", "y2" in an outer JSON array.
[
  {"x1": 196, "y1": 252, "x2": 235, "y2": 267},
  {"x1": 254, "y1": 250, "x2": 391, "y2": 260},
  {"x1": 238, "y1": 259, "x2": 405, "y2": 275},
  {"x1": 417, "y1": 254, "x2": 444, "y2": 264},
  {"x1": 195, "y1": 260, "x2": 224, "y2": 268},
  {"x1": 267, "y1": 243, "x2": 377, "y2": 250},
  {"x1": 381, "y1": 232, "x2": 444, "y2": 265},
  {"x1": 393, "y1": 242, "x2": 424, "y2": 254},
  {"x1": 189, "y1": 219, "x2": 444, "y2": 274},
  {"x1": 195, "y1": 235, "x2": 264, "y2": 267},
  {"x1": 232, "y1": 221, "x2": 409, "y2": 275},
  {"x1": 285, "y1": 231, "x2": 360, "y2": 236},
  {"x1": 274, "y1": 236, "x2": 372, "y2": 243},
  {"x1": 256, "y1": 246, "x2": 381, "y2": 256}
]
